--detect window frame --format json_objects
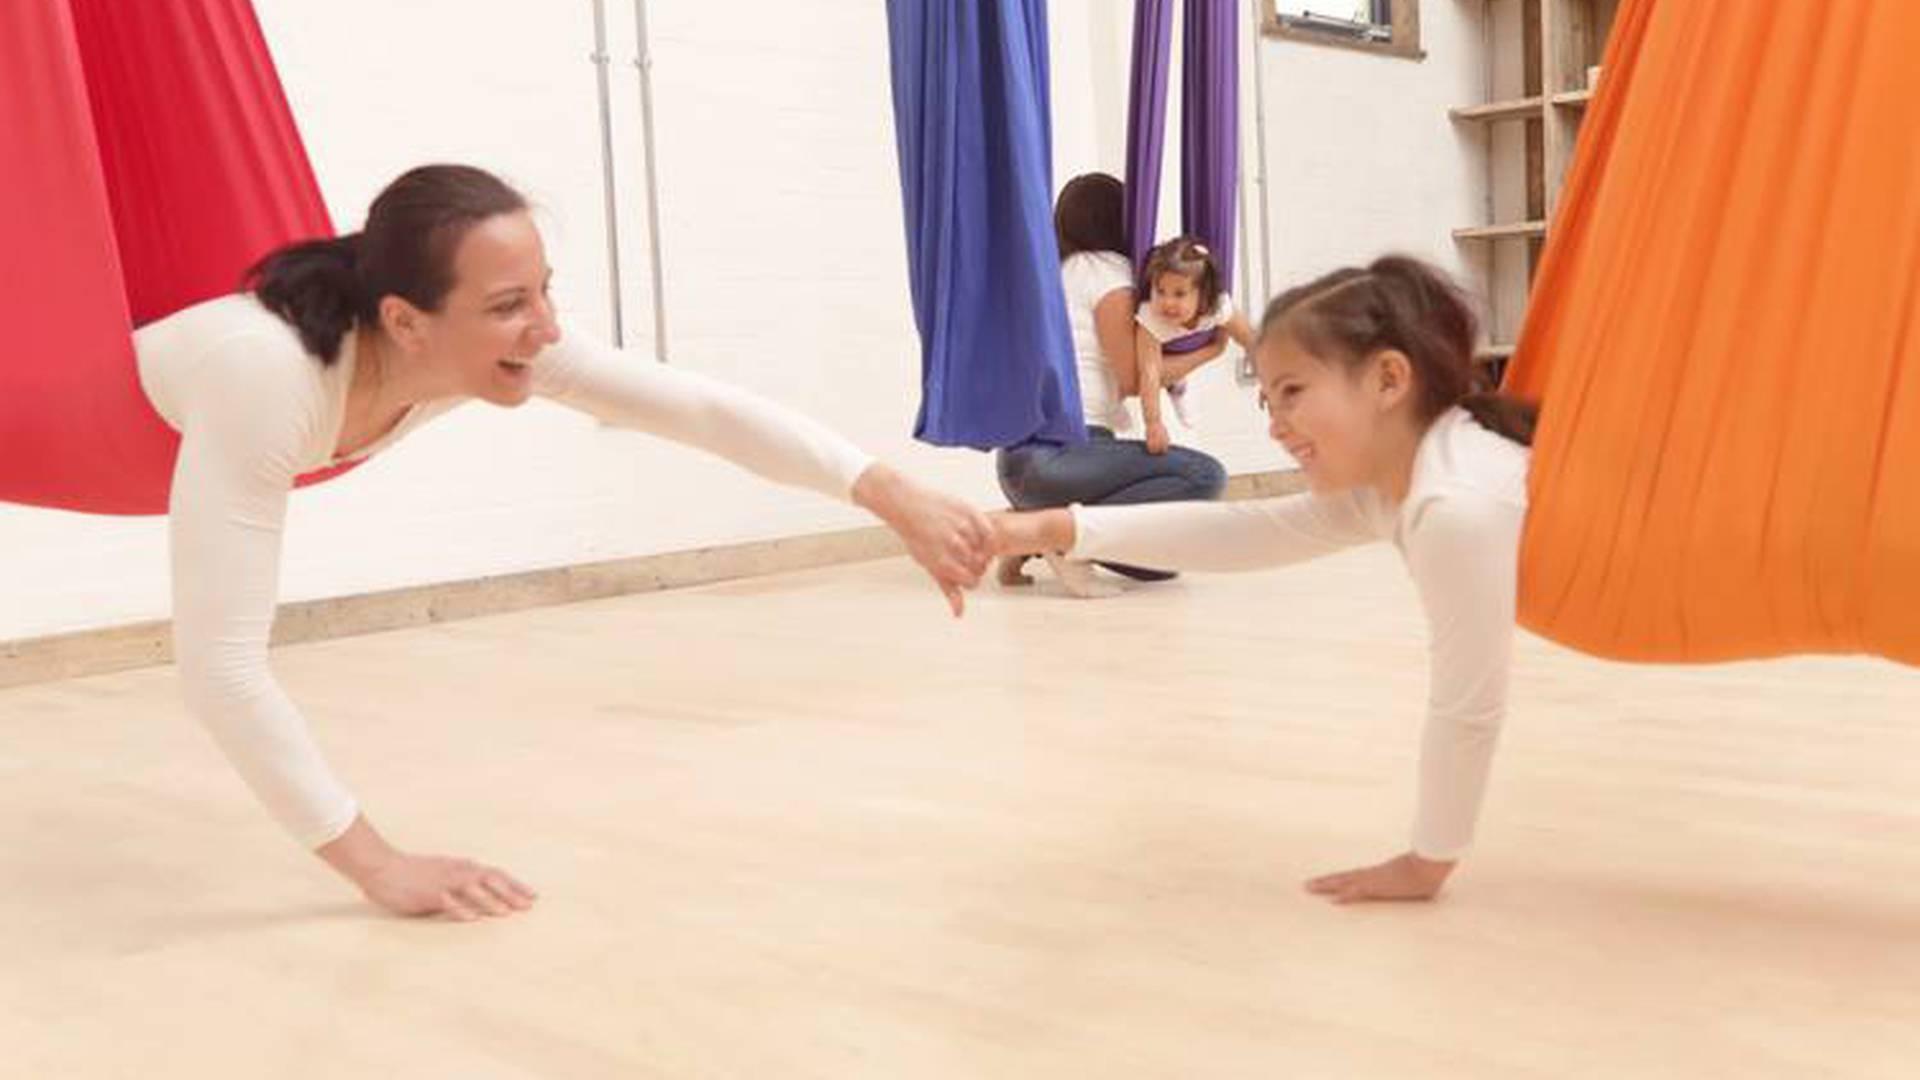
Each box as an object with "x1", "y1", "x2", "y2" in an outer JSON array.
[{"x1": 1261, "y1": 0, "x2": 1424, "y2": 62}]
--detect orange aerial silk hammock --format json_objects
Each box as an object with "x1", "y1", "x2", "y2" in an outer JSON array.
[{"x1": 1504, "y1": 0, "x2": 1920, "y2": 666}]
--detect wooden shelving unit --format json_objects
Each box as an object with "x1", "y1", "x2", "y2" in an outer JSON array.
[
  {"x1": 1450, "y1": 0, "x2": 1618, "y2": 380},
  {"x1": 1453, "y1": 220, "x2": 1548, "y2": 241},
  {"x1": 1448, "y1": 96, "x2": 1544, "y2": 123}
]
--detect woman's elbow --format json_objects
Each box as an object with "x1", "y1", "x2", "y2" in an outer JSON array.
[{"x1": 174, "y1": 639, "x2": 271, "y2": 716}]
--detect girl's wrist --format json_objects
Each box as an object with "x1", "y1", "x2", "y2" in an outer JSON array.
[{"x1": 1045, "y1": 508, "x2": 1076, "y2": 552}]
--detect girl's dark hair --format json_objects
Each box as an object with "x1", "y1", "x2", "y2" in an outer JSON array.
[
  {"x1": 247, "y1": 164, "x2": 529, "y2": 362},
  {"x1": 1258, "y1": 255, "x2": 1538, "y2": 446},
  {"x1": 1054, "y1": 172, "x2": 1127, "y2": 260},
  {"x1": 1141, "y1": 236, "x2": 1225, "y2": 322}
]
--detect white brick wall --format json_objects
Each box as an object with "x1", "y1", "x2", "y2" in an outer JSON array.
[{"x1": 0, "y1": 1, "x2": 1487, "y2": 639}]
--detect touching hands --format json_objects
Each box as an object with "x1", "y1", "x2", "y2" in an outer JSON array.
[{"x1": 853, "y1": 464, "x2": 993, "y2": 616}]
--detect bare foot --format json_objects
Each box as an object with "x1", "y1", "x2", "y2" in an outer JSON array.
[
  {"x1": 1043, "y1": 553, "x2": 1123, "y2": 599},
  {"x1": 997, "y1": 555, "x2": 1035, "y2": 587}
]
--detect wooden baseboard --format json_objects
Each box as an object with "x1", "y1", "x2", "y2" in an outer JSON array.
[
  {"x1": 0, "y1": 470, "x2": 1303, "y2": 690},
  {"x1": 1224, "y1": 469, "x2": 1307, "y2": 501}
]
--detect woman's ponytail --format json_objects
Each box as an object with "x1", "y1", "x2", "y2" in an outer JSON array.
[{"x1": 246, "y1": 232, "x2": 368, "y2": 364}]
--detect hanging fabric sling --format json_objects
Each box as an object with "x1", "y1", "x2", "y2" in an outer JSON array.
[
  {"x1": 882, "y1": 0, "x2": 1086, "y2": 450},
  {"x1": 0, "y1": 0, "x2": 342, "y2": 516},
  {"x1": 1505, "y1": 0, "x2": 1920, "y2": 666},
  {"x1": 1124, "y1": 0, "x2": 1239, "y2": 296}
]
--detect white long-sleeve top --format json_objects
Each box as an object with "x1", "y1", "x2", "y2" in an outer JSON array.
[
  {"x1": 1069, "y1": 408, "x2": 1530, "y2": 859},
  {"x1": 135, "y1": 295, "x2": 874, "y2": 847}
]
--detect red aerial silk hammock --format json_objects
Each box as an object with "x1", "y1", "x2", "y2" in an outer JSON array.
[
  {"x1": 0, "y1": 0, "x2": 349, "y2": 516},
  {"x1": 1505, "y1": 1, "x2": 1920, "y2": 666}
]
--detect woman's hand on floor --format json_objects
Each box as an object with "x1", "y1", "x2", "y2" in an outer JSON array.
[
  {"x1": 1304, "y1": 852, "x2": 1456, "y2": 905},
  {"x1": 320, "y1": 816, "x2": 537, "y2": 921}
]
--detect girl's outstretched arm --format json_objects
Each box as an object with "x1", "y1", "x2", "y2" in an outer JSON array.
[{"x1": 992, "y1": 489, "x2": 1385, "y2": 573}]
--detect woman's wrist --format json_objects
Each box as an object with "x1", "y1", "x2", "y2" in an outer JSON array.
[
  {"x1": 317, "y1": 815, "x2": 402, "y2": 883},
  {"x1": 849, "y1": 462, "x2": 910, "y2": 523}
]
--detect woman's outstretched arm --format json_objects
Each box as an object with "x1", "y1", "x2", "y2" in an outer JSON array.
[{"x1": 533, "y1": 337, "x2": 990, "y2": 613}]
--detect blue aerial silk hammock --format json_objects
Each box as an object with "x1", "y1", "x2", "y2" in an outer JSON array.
[
  {"x1": 882, "y1": 0, "x2": 1084, "y2": 450},
  {"x1": 883, "y1": 0, "x2": 1239, "y2": 448}
]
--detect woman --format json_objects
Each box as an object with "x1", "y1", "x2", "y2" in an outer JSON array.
[
  {"x1": 114, "y1": 164, "x2": 992, "y2": 920},
  {"x1": 996, "y1": 173, "x2": 1230, "y2": 596}
]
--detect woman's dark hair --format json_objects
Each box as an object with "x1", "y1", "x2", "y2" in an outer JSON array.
[
  {"x1": 1054, "y1": 172, "x2": 1127, "y2": 260},
  {"x1": 1141, "y1": 236, "x2": 1225, "y2": 323},
  {"x1": 246, "y1": 164, "x2": 529, "y2": 363},
  {"x1": 1258, "y1": 255, "x2": 1538, "y2": 446}
]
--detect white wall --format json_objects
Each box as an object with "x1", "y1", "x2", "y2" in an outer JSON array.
[
  {"x1": 0, "y1": 1, "x2": 1488, "y2": 641},
  {"x1": 1248, "y1": 4, "x2": 1491, "y2": 318}
]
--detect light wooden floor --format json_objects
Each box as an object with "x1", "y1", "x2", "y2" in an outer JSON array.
[{"x1": 3, "y1": 548, "x2": 1916, "y2": 1078}]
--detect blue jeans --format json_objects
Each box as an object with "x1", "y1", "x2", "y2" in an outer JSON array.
[{"x1": 995, "y1": 426, "x2": 1227, "y2": 580}]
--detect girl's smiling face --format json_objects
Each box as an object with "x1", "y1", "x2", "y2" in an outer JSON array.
[{"x1": 1255, "y1": 326, "x2": 1411, "y2": 495}]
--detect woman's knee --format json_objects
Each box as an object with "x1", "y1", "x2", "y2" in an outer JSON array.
[
  {"x1": 995, "y1": 447, "x2": 1037, "y2": 507},
  {"x1": 1180, "y1": 451, "x2": 1228, "y2": 500},
  {"x1": 996, "y1": 444, "x2": 1071, "y2": 509}
]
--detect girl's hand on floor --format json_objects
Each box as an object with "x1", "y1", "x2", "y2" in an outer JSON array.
[{"x1": 1304, "y1": 852, "x2": 1456, "y2": 905}]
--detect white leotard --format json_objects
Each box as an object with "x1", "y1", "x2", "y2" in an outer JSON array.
[{"x1": 1068, "y1": 407, "x2": 1529, "y2": 859}]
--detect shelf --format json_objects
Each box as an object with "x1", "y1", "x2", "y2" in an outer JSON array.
[
  {"x1": 1452, "y1": 1, "x2": 1614, "y2": 363},
  {"x1": 1449, "y1": 96, "x2": 1545, "y2": 123},
  {"x1": 1453, "y1": 221, "x2": 1548, "y2": 241}
]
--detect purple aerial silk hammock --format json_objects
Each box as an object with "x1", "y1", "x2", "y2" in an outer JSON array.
[{"x1": 1125, "y1": 0, "x2": 1239, "y2": 353}]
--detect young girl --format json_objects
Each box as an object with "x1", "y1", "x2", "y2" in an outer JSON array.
[
  {"x1": 995, "y1": 255, "x2": 1538, "y2": 904},
  {"x1": 1133, "y1": 236, "x2": 1258, "y2": 453}
]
